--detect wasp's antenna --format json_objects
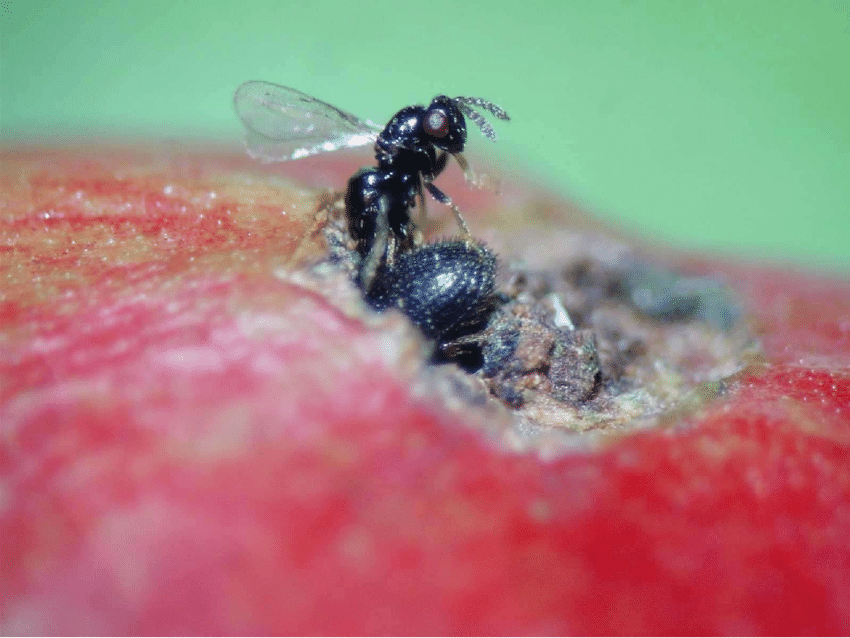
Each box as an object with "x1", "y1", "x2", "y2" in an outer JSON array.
[
  {"x1": 454, "y1": 97, "x2": 510, "y2": 121},
  {"x1": 452, "y1": 97, "x2": 510, "y2": 141},
  {"x1": 454, "y1": 102, "x2": 496, "y2": 141}
]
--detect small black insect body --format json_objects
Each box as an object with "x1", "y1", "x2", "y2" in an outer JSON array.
[{"x1": 234, "y1": 81, "x2": 509, "y2": 345}]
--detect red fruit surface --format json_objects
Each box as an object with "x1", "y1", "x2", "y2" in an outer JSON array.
[{"x1": 2, "y1": 145, "x2": 849, "y2": 635}]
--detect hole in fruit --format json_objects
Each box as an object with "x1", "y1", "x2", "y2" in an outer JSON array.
[{"x1": 315, "y1": 196, "x2": 758, "y2": 435}]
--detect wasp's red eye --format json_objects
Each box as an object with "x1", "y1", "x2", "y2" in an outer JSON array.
[{"x1": 424, "y1": 108, "x2": 450, "y2": 138}]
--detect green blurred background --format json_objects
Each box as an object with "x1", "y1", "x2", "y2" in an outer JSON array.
[{"x1": 2, "y1": 0, "x2": 848, "y2": 270}]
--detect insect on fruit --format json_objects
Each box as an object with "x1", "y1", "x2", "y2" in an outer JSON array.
[{"x1": 234, "y1": 81, "x2": 509, "y2": 344}]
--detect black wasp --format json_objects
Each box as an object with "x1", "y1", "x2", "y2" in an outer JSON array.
[{"x1": 234, "y1": 81, "x2": 510, "y2": 347}]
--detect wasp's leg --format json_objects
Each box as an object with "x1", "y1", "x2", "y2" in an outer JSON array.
[
  {"x1": 423, "y1": 181, "x2": 471, "y2": 239},
  {"x1": 412, "y1": 177, "x2": 429, "y2": 239},
  {"x1": 358, "y1": 194, "x2": 391, "y2": 291},
  {"x1": 452, "y1": 152, "x2": 480, "y2": 188},
  {"x1": 414, "y1": 151, "x2": 450, "y2": 236},
  {"x1": 432, "y1": 150, "x2": 450, "y2": 179}
]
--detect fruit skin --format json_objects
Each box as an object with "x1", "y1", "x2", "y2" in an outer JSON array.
[{"x1": 2, "y1": 145, "x2": 849, "y2": 635}]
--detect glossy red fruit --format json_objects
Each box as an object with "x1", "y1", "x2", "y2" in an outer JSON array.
[{"x1": 2, "y1": 145, "x2": 849, "y2": 634}]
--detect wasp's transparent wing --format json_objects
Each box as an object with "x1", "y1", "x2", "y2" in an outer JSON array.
[{"x1": 234, "y1": 81, "x2": 382, "y2": 163}]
